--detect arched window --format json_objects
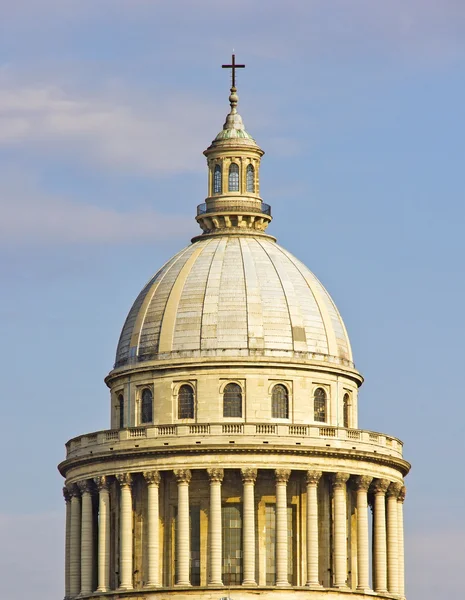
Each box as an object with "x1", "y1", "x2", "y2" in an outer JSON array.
[
  {"x1": 214, "y1": 164, "x2": 222, "y2": 194},
  {"x1": 178, "y1": 384, "x2": 195, "y2": 419},
  {"x1": 246, "y1": 164, "x2": 255, "y2": 192},
  {"x1": 223, "y1": 383, "x2": 242, "y2": 417},
  {"x1": 272, "y1": 384, "x2": 289, "y2": 419},
  {"x1": 343, "y1": 393, "x2": 350, "y2": 428},
  {"x1": 228, "y1": 163, "x2": 240, "y2": 191},
  {"x1": 313, "y1": 387, "x2": 327, "y2": 423},
  {"x1": 141, "y1": 388, "x2": 153, "y2": 424},
  {"x1": 118, "y1": 394, "x2": 124, "y2": 429}
]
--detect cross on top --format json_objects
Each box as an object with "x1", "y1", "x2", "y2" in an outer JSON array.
[{"x1": 222, "y1": 54, "x2": 245, "y2": 88}]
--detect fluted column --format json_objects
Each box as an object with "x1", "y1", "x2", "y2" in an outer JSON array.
[
  {"x1": 275, "y1": 469, "x2": 291, "y2": 587},
  {"x1": 63, "y1": 487, "x2": 71, "y2": 599},
  {"x1": 241, "y1": 468, "x2": 257, "y2": 586},
  {"x1": 331, "y1": 473, "x2": 350, "y2": 588},
  {"x1": 143, "y1": 471, "x2": 162, "y2": 587},
  {"x1": 174, "y1": 469, "x2": 192, "y2": 586},
  {"x1": 207, "y1": 468, "x2": 224, "y2": 586},
  {"x1": 94, "y1": 476, "x2": 111, "y2": 593},
  {"x1": 353, "y1": 475, "x2": 373, "y2": 591},
  {"x1": 387, "y1": 482, "x2": 402, "y2": 594},
  {"x1": 305, "y1": 471, "x2": 322, "y2": 587},
  {"x1": 398, "y1": 486, "x2": 406, "y2": 598},
  {"x1": 78, "y1": 480, "x2": 94, "y2": 595},
  {"x1": 69, "y1": 484, "x2": 81, "y2": 597},
  {"x1": 116, "y1": 473, "x2": 133, "y2": 590},
  {"x1": 372, "y1": 478, "x2": 389, "y2": 593}
]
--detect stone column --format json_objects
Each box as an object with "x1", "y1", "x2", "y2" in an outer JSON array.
[
  {"x1": 143, "y1": 471, "x2": 162, "y2": 587},
  {"x1": 207, "y1": 468, "x2": 224, "y2": 586},
  {"x1": 275, "y1": 469, "x2": 291, "y2": 587},
  {"x1": 353, "y1": 475, "x2": 373, "y2": 591},
  {"x1": 116, "y1": 473, "x2": 133, "y2": 590},
  {"x1": 398, "y1": 486, "x2": 406, "y2": 598},
  {"x1": 387, "y1": 482, "x2": 402, "y2": 594},
  {"x1": 305, "y1": 471, "x2": 322, "y2": 587},
  {"x1": 78, "y1": 480, "x2": 94, "y2": 595},
  {"x1": 331, "y1": 473, "x2": 350, "y2": 588},
  {"x1": 372, "y1": 478, "x2": 390, "y2": 593},
  {"x1": 174, "y1": 469, "x2": 192, "y2": 586},
  {"x1": 69, "y1": 484, "x2": 81, "y2": 597},
  {"x1": 241, "y1": 468, "x2": 258, "y2": 586},
  {"x1": 94, "y1": 476, "x2": 111, "y2": 593},
  {"x1": 63, "y1": 487, "x2": 71, "y2": 598}
]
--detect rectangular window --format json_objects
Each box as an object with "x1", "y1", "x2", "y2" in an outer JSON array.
[
  {"x1": 190, "y1": 505, "x2": 201, "y2": 586},
  {"x1": 222, "y1": 504, "x2": 242, "y2": 584},
  {"x1": 265, "y1": 503, "x2": 295, "y2": 585}
]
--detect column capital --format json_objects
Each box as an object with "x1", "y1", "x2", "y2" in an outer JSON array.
[
  {"x1": 275, "y1": 468, "x2": 291, "y2": 483},
  {"x1": 371, "y1": 478, "x2": 390, "y2": 495},
  {"x1": 241, "y1": 467, "x2": 258, "y2": 483},
  {"x1": 63, "y1": 486, "x2": 71, "y2": 503},
  {"x1": 116, "y1": 473, "x2": 132, "y2": 488},
  {"x1": 207, "y1": 468, "x2": 224, "y2": 482},
  {"x1": 331, "y1": 472, "x2": 350, "y2": 489},
  {"x1": 143, "y1": 470, "x2": 161, "y2": 486},
  {"x1": 352, "y1": 475, "x2": 373, "y2": 492},
  {"x1": 68, "y1": 483, "x2": 80, "y2": 498},
  {"x1": 77, "y1": 479, "x2": 94, "y2": 495},
  {"x1": 94, "y1": 475, "x2": 110, "y2": 491},
  {"x1": 398, "y1": 485, "x2": 406, "y2": 503},
  {"x1": 306, "y1": 470, "x2": 322, "y2": 485},
  {"x1": 387, "y1": 482, "x2": 403, "y2": 499},
  {"x1": 174, "y1": 468, "x2": 192, "y2": 484}
]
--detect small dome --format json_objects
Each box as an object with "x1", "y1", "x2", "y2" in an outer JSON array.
[{"x1": 115, "y1": 236, "x2": 353, "y2": 369}]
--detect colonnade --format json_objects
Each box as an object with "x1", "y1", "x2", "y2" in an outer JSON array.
[{"x1": 63, "y1": 468, "x2": 406, "y2": 598}]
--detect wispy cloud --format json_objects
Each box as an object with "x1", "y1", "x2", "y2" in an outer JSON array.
[
  {"x1": 0, "y1": 77, "x2": 218, "y2": 175},
  {"x1": 0, "y1": 170, "x2": 194, "y2": 246}
]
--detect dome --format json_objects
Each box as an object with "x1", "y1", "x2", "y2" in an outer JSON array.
[{"x1": 115, "y1": 235, "x2": 353, "y2": 369}]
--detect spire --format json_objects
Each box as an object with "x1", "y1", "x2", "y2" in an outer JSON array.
[{"x1": 193, "y1": 56, "x2": 273, "y2": 242}]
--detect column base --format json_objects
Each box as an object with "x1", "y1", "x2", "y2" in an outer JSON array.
[
  {"x1": 334, "y1": 584, "x2": 350, "y2": 590},
  {"x1": 242, "y1": 580, "x2": 258, "y2": 586},
  {"x1": 208, "y1": 582, "x2": 224, "y2": 587},
  {"x1": 96, "y1": 587, "x2": 110, "y2": 593},
  {"x1": 175, "y1": 582, "x2": 192, "y2": 587},
  {"x1": 276, "y1": 581, "x2": 291, "y2": 587},
  {"x1": 117, "y1": 585, "x2": 134, "y2": 591},
  {"x1": 357, "y1": 587, "x2": 375, "y2": 594},
  {"x1": 145, "y1": 583, "x2": 162, "y2": 588},
  {"x1": 306, "y1": 582, "x2": 323, "y2": 589}
]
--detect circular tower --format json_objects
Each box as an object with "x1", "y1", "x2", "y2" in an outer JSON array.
[{"x1": 59, "y1": 59, "x2": 410, "y2": 600}]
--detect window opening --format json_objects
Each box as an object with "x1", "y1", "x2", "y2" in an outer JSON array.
[
  {"x1": 343, "y1": 393, "x2": 350, "y2": 428},
  {"x1": 223, "y1": 383, "x2": 242, "y2": 418},
  {"x1": 272, "y1": 384, "x2": 289, "y2": 419},
  {"x1": 246, "y1": 164, "x2": 255, "y2": 192},
  {"x1": 118, "y1": 394, "x2": 124, "y2": 429},
  {"x1": 314, "y1": 387, "x2": 327, "y2": 423},
  {"x1": 141, "y1": 388, "x2": 153, "y2": 424},
  {"x1": 214, "y1": 164, "x2": 222, "y2": 194},
  {"x1": 228, "y1": 163, "x2": 240, "y2": 192},
  {"x1": 178, "y1": 385, "x2": 194, "y2": 419},
  {"x1": 222, "y1": 504, "x2": 242, "y2": 584}
]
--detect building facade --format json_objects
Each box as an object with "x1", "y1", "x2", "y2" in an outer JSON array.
[{"x1": 59, "y1": 63, "x2": 410, "y2": 600}]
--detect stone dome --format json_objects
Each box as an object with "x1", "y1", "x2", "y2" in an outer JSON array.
[{"x1": 115, "y1": 235, "x2": 353, "y2": 369}]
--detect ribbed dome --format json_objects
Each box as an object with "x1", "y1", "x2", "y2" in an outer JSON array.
[{"x1": 115, "y1": 236, "x2": 353, "y2": 369}]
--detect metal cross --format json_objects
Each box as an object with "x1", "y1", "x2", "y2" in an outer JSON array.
[{"x1": 222, "y1": 54, "x2": 245, "y2": 88}]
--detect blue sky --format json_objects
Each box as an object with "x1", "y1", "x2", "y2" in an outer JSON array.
[{"x1": 0, "y1": 1, "x2": 464, "y2": 598}]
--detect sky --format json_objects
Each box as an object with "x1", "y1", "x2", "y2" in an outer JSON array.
[{"x1": 0, "y1": 1, "x2": 464, "y2": 598}]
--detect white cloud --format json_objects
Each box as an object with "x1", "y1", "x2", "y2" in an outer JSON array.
[
  {"x1": 0, "y1": 170, "x2": 194, "y2": 246},
  {"x1": 0, "y1": 78, "x2": 218, "y2": 175},
  {"x1": 0, "y1": 512, "x2": 63, "y2": 600}
]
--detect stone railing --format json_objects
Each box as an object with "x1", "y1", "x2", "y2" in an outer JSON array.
[{"x1": 65, "y1": 423, "x2": 404, "y2": 460}]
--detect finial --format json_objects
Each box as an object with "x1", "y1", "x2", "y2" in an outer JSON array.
[{"x1": 222, "y1": 53, "x2": 245, "y2": 112}]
